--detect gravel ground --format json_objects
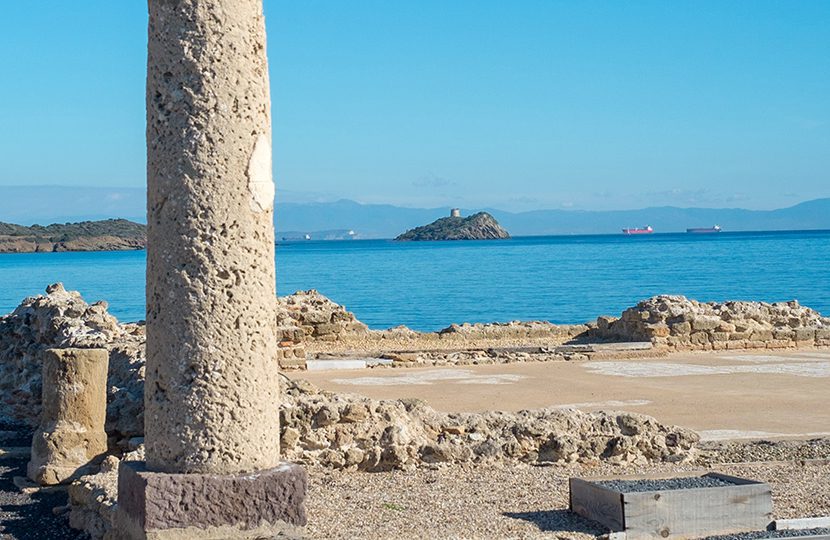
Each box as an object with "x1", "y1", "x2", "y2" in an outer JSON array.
[
  {"x1": 0, "y1": 424, "x2": 87, "y2": 540},
  {"x1": 594, "y1": 475, "x2": 735, "y2": 493},
  {"x1": 701, "y1": 439, "x2": 830, "y2": 464},
  {"x1": 2, "y1": 421, "x2": 829, "y2": 539},
  {"x1": 305, "y1": 460, "x2": 830, "y2": 539},
  {"x1": 703, "y1": 528, "x2": 830, "y2": 540}
]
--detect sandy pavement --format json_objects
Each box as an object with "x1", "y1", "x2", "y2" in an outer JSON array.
[{"x1": 298, "y1": 349, "x2": 830, "y2": 440}]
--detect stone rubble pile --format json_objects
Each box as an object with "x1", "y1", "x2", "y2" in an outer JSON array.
[
  {"x1": 594, "y1": 295, "x2": 830, "y2": 350},
  {"x1": 279, "y1": 377, "x2": 698, "y2": 471},
  {"x1": 277, "y1": 289, "x2": 369, "y2": 341},
  {"x1": 0, "y1": 283, "x2": 143, "y2": 425}
]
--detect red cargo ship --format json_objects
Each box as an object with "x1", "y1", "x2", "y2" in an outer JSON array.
[{"x1": 622, "y1": 225, "x2": 653, "y2": 235}]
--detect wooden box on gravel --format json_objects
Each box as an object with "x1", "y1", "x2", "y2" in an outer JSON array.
[{"x1": 569, "y1": 471, "x2": 772, "y2": 539}]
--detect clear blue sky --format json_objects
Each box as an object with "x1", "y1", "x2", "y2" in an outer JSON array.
[{"x1": 1, "y1": 1, "x2": 828, "y2": 211}]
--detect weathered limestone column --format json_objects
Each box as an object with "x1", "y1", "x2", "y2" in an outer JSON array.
[
  {"x1": 28, "y1": 348, "x2": 109, "y2": 485},
  {"x1": 114, "y1": 1, "x2": 306, "y2": 538},
  {"x1": 143, "y1": 0, "x2": 280, "y2": 477}
]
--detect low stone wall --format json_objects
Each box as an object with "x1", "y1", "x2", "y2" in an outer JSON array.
[
  {"x1": 594, "y1": 295, "x2": 830, "y2": 350},
  {"x1": 277, "y1": 289, "x2": 369, "y2": 341},
  {"x1": 279, "y1": 377, "x2": 698, "y2": 471},
  {"x1": 437, "y1": 320, "x2": 588, "y2": 342}
]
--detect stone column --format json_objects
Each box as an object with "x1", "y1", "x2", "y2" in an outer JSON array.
[
  {"x1": 28, "y1": 348, "x2": 109, "y2": 485},
  {"x1": 114, "y1": 1, "x2": 306, "y2": 538}
]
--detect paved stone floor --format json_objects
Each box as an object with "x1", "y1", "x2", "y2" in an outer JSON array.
[{"x1": 300, "y1": 348, "x2": 830, "y2": 440}]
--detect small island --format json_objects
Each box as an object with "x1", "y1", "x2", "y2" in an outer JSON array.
[
  {"x1": 0, "y1": 219, "x2": 146, "y2": 253},
  {"x1": 395, "y1": 210, "x2": 510, "y2": 241}
]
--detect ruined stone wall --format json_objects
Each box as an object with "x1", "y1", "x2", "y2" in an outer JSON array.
[
  {"x1": 437, "y1": 321, "x2": 588, "y2": 342},
  {"x1": 595, "y1": 295, "x2": 830, "y2": 350},
  {"x1": 276, "y1": 325, "x2": 306, "y2": 370},
  {"x1": 277, "y1": 290, "x2": 369, "y2": 341}
]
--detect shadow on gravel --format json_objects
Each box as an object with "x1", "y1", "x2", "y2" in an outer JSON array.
[
  {"x1": 503, "y1": 509, "x2": 606, "y2": 535},
  {"x1": 0, "y1": 424, "x2": 87, "y2": 540}
]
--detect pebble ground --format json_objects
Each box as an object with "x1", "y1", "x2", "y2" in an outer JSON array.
[
  {"x1": 595, "y1": 475, "x2": 735, "y2": 493},
  {"x1": 305, "y1": 459, "x2": 830, "y2": 539},
  {"x1": 1, "y1": 423, "x2": 828, "y2": 539}
]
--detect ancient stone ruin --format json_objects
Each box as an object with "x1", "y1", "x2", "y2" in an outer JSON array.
[
  {"x1": 2, "y1": 281, "x2": 829, "y2": 536},
  {"x1": 594, "y1": 295, "x2": 830, "y2": 350},
  {"x1": 277, "y1": 289, "x2": 369, "y2": 341},
  {"x1": 28, "y1": 348, "x2": 109, "y2": 485}
]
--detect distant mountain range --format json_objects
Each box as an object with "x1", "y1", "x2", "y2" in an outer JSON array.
[
  {"x1": 1, "y1": 186, "x2": 828, "y2": 238},
  {"x1": 274, "y1": 198, "x2": 830, "y2": 237}
]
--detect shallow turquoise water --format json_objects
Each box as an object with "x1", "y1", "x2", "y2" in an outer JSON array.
[{"x1": 0, "y1": 230, "x2": 828, "y2": 331}]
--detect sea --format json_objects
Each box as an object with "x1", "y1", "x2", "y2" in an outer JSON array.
[{"x1": 0, "y1": 230, "x2": 828, "y2": 332}]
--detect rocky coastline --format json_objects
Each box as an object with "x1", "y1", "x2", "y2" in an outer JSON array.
[{"x1": 0, "y1": 219, "x2": 146, "y2": 253}]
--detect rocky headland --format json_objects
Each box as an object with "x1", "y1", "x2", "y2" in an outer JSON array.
[
  {"x1": 0, "y1": 219, "x2": 146, "y2": 253},
  {"x1": 395, "y1": 211, "x2": 510, "y2": 241}
]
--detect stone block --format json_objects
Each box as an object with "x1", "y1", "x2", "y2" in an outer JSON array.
[
  {"x1": 278, "y1": 357, "x2": 307, "y2": 370},
  {"x1": 689, "y1": 332, "x2": 710, "y2": 345},
  {"x1": 665, "y1": 336, "x2": 689, "y2": 348},
  {"x1": 794, "y1": 328, "x2": 816, "y2": 342},
  {"x1": 711, "y1": 332, "x2": 730, "y2": 342},
  {"x1": 28, "y1": 348, "x2": 109, "y2": 485},
  {"x1": 727, "y1": 340, "x2": 748, "y2": 350},
  {"x1": 773, "y1": 329, "x2": 795, "y2": 340},
  {"x1": 669, "y1": 321, "x2": 692, "y2": 336},
  {"x1": 644, "y1": 323, "x2": 670, "y2": 338},
  {"x1": 749, "y1": 330, "x2": 773, "y2": 342},
  {"x1": 313, "y1": 323, "x2": 340, "y2": 336},
  {"x1": 691, "y1": 316, "x2": 721, "y2": 331},
  {"x1": 110, "y1": 461, "x2": 307, "y2": 540},
  {"x1": 765, "y1": 340, "x2": 794, "y2": 349}
]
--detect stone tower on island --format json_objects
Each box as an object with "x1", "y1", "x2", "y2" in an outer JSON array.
[{"x1": 450, "y1": 208, "x2": 461, "y2": 217}]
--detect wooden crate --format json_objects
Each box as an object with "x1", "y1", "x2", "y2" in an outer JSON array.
[{"x1": 569, "y1": 471, "x2": 773, "y2": 539}]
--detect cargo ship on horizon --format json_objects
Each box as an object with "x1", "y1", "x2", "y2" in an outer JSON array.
[
  {"x1": 686, "y1": 225, "x2": 722, "y2": 234},
  {"x1": 622, "y1": 226, "x2": 653, "y2": 235}
]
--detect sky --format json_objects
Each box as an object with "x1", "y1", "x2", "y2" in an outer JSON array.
[{"x1": 0, "y1": 1, "x2": 828, "y2": 212}]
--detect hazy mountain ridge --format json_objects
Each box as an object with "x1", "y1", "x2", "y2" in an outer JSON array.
[
  {"x1": 0, "y1": 186, "x2": 827, "y2": 238},
  {"x1": 277, "y1": 198, "x2": 830, "y2": 237}
]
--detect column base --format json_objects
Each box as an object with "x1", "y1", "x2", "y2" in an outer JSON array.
[{"x1": 108, "y1": 461, "x2": 307, "y2": 540}]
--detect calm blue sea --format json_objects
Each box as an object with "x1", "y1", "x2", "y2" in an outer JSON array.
[{"x1": 0, "y1": 230, "x2": 828, "y2": 331}]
